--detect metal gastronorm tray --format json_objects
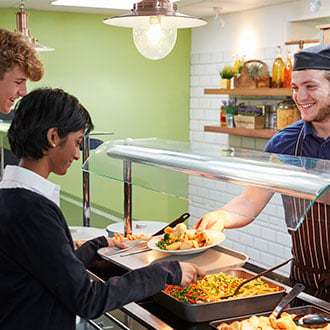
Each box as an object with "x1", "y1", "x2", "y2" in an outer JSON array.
[
  {"x1": 209, "y1": 305, "x2": 330, "y2": 329},
  {"x1": 153, "y1": 269, "x2": 285, "y2": 323},
  {"x1": 98, "y1": 245, "x2": 249, "y2": 273}
]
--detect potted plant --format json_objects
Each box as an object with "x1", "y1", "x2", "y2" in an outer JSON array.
[
  {"x1": 219, "y1": 65, "x2": 235, "y2": 89},
  {"x1": 244, "y1": 60, "x2": 270, "y2": 88},
  {"x1": 222, "y1": 98, "x2": 238, "y2": 127}
]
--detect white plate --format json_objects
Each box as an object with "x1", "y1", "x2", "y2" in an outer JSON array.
[
  {"x1": 69, "y1": 226, "x2": 107, "y2": 241},
  {"x1": 147, "y1": 230, "x2": 225, "y2": 255},
  {"x1": 106, "y1": 221, "x2": 168, "y2": 236}
]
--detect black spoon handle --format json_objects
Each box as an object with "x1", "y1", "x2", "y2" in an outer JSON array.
[
  {"x1": 153, "y1": 212, "x2": 190, "y2": 236},
  {"x1": 234, "y1": 257, "x2": 294, "y2": 296}
]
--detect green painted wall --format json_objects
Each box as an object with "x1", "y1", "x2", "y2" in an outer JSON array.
[{"x1": 0, "y1": 8, "x2": 190, "y2": 226}]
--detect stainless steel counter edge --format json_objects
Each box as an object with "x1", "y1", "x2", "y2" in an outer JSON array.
[
  {"x1": 121, "y1": 302, "x2": 174, "y2": 330},
  {"x1": 87, "y1": 269, "x2": 174, "y2": 329}
]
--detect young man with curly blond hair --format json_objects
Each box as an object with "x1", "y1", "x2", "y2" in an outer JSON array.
[{"x1": 0, "y1": 28, "x2": 44, "y2": 114}]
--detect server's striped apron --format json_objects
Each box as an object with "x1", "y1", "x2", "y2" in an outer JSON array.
[{"x1": 285, "y1": 126, "x2": 330, "y2": 300}]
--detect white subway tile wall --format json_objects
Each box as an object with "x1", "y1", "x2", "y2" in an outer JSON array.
[{"x1": 188, "y1": 48, "x2": 292, "y2": 276}]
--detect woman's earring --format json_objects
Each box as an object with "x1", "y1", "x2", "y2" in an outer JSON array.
[{"x1": 52, "y1": 143, "x2": 56, "y2": 147}]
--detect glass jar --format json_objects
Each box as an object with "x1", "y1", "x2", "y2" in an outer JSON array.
[
  {"x1": 226, "y1": 113, "x2": 234, "y2": 128},
  {"x1": 276, "y1": 97, "x2": 300, "y2": 130}
]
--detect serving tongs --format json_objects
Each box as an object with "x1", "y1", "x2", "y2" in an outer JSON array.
[
  {"x1": 271, "y1": 282, "x2": 305, "y2": 319},
  {"x1": 117, "y1": 212, "x2": 190, "y2": 257},
  {"x1": 221, "y1": 257, "x2": 295, "y2": 299}
]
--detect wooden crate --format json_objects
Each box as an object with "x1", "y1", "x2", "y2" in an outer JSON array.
[{"x1": 234, "y1": 115, "x2": 265, "y2": 129}]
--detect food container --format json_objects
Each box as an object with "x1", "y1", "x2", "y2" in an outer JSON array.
[
  {"x1": 276, "y1": 97, "x2": 300, "y2": 130},
  {"x1": 153, "y1": 269, "x2": 285, "y2": 323},
  {"x1": 209, "y1": 305, "x2": 330, "y2": 329}
]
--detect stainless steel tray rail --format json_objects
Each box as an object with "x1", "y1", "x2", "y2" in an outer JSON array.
[{"x1": 82, "y1": 138, "x2": 330, "y2": 233}]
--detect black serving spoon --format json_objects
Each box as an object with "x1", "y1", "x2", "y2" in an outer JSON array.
[
  {"x1": 222, "y1": 257, "x2": 294, "y2": 299},
  {"x1": 294, "y1": 314, "x2": 330, "y2": 327}
]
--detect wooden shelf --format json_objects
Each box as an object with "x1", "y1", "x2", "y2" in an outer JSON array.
[
  {"x1": 203, "y1": 88, "x2": 288, "y2": 139},
  {"x1": 204, "y1": 88, "x2": 292, "y2": 97},
  {"x1": 204, "y1": 126, "x2": 277, "y2": 139}
]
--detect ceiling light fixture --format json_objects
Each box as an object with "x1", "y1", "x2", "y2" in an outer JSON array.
[
  {"x1": 16, "y1": 1, "x2": 54, "y2": 52},
  {"x1": 51, "y1": 0, "x2": 136, "y2": 10},
  {"x1": 103, "y1": 0, "x2": 207, "y2": 60},
  {"x1": 310, "y1": 0, "x2": 321, "y2": 12},
  {"x1": 213, "y1": 7, "x2": 225, "y2": 29}
]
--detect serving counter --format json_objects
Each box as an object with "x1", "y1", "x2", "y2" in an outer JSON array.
[
  {"x1": 80, "y1": 137, "x2": 329, "y2": 329},
  {"x1": 79, "y1": 259, "x2": 329, "y2": 330}
]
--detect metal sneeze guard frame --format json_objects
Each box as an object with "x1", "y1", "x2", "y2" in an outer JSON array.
[
  {"x1": 82, "y1": 137, "x2": 330, "y2": 233},
  {"x1": 0, "y1": 122, "x2": 11, "y2": 180}
]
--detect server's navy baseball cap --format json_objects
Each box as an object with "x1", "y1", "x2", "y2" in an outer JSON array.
[{"x1": 293, "y1": 44, "x2": 330, "y2": 71}]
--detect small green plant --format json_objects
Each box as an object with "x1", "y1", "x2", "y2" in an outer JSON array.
[
  {"x1": 246, "y1": 62, "x2": 267, "y2": 80},
  {"x1": 219, "y1": 65, "x2": 235, "y2": 79},
  {"x1": 222, "y1": 98, "x2": 238, "y2": 115}
]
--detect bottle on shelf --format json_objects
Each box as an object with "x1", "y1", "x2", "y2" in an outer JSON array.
[
  {"x1": 233, "y1": 53, "x2": 245, "y2": 78},
  {"x1": 270, "y1": 105, "x2": 277, "y2": 129},
  {"x1": 220, "y1": 105, "x2": 227, "y2": 127},
  {"x1": 283, "y1": 50, "x2": 293, "y2": 88},
  {"x1": 272, "y1": 46, "x2": 285, "y2": 88}
]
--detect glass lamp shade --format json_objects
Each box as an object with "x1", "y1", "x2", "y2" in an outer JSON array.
[
  {"x1": 133, "y1": 16, "x2": 177, "y2": 60},
  {"x1": 103, "y1": 0, "x2": 207, "y2": 60}
]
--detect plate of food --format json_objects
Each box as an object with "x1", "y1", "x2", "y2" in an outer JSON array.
[
  {"x1": 147, "y1": 223, "x2": 225, "y2": 255},
  {"x1": 112, "y1": 232, "x2": 151, "y2": 248}
]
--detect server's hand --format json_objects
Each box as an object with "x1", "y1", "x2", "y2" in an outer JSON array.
[{"x1": 192, "y1": 211, "x2": 225, "y2": 232}]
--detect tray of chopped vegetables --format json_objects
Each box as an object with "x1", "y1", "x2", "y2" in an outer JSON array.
[{"x1": 153, "y1": 269, "x2": 285, "y2": 323}]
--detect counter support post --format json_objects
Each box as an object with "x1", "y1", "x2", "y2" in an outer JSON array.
[
  {"x1": 0, "y1": 148, "x2": 3, "y2": 181},
  {"x1": 123, "y1": 160, "x2": 132, "y2": 236},
  {"x1": 82, "y1": 135, "x2": 91, "y2": 227}
]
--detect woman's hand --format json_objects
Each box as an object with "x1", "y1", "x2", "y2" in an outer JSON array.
[
  {"x1": 179, "y1": 262, "x2": 206, "y2": 287},
  {"x1": 106, "y1": 237, "x2": 129, "y2": 249},
  {"x1": 192, "y1": 211, "x2": 225, "y2": 231}
]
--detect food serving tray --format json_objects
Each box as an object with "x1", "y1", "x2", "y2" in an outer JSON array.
[
  {"x1": 209, "y1": 305, "x2": 330, "y2": 329},
  {"x1": 153, "y1": 269, "x2": 285, "y2": 323},
  {"x1": 98, "y1": 245, "x2": 248, "y2": 273}
]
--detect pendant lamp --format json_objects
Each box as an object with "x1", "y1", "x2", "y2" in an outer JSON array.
[
  {"x1": 103, "y1": 0, "x2": 207, "y2": 60},
  {"x1": 15, "y1": 2, "x2": 54, "y2": 52}
]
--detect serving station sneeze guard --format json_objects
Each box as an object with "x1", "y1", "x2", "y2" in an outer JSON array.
[{"x1": 82, "y1": 138, "x2": 330, "y2": 232}]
